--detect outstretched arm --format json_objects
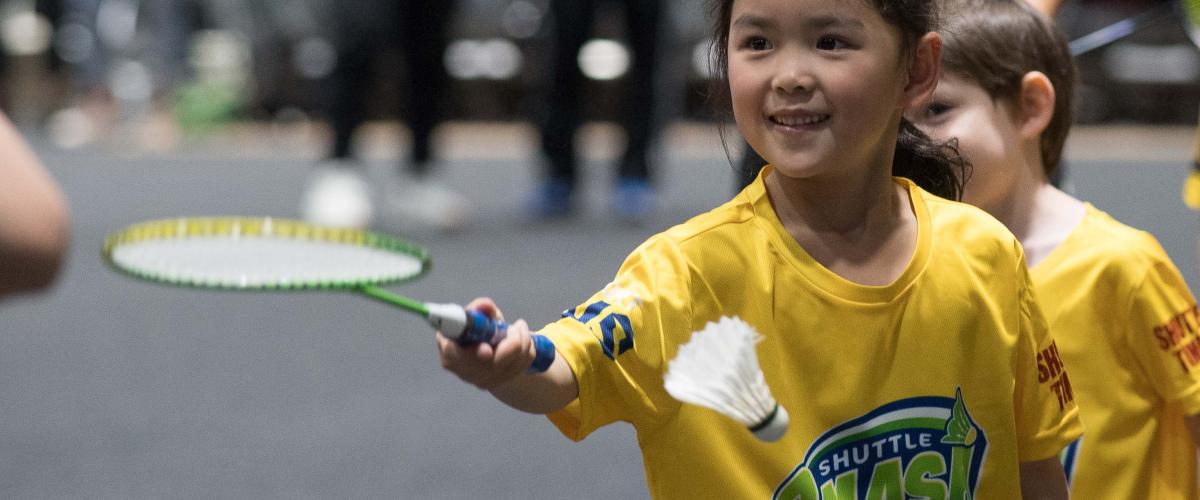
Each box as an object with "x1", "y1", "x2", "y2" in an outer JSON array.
[
  {"x1": 1019, "y1": 458, "x2": 1070, "y2": 500},
  {"x1": 437, "y1": 298, "x2": 578, "y2": 414},
  {"x1": 0, "y1": 114, "x2": 69, "y2": 297}
]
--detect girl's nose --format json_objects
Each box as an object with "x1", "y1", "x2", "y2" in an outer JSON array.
[{"x1": 773, "y1": 70, "x2": 815, "y2": 95}]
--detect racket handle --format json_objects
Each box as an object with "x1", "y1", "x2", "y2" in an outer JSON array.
[{"x1": 427, "y1": 303, "x2": 556, "y2": 373}]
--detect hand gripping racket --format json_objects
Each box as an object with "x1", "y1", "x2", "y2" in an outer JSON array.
[{"x1": 101, "y1": 217, "x2": 556, "y2": 372}]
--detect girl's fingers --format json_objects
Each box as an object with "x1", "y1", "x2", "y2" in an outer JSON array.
[
  {"x1": 494, "y1": 320, "x2": 533, "y2": 375},
  {"x1": 465, "y1": 297, "x2": 504, "y2": 321},
  {"x1": 438, "y1": 333, "x2": 496, "y2": 374}
]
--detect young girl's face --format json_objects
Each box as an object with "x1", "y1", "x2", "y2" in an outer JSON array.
[
  {"x1": 728, "y1": 0, "x2": 911, "y2": 182},
  {"x1": 907, "y1": 73, "x2": 1024, "y2": 212}
]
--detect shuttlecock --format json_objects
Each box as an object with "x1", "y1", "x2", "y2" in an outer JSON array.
[{"x1": 664, "y1": 316, "x2": 789, "y2": 442}]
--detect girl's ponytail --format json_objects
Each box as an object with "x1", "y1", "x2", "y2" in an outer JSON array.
[{"x1": 893, "y1": 118, "x2": 969, "y2": 200}]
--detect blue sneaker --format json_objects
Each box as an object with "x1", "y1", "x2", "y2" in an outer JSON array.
[
  {"x1": 528, "y1": 178, "x2": 574, "y2": 219},
  {"x1": 613, "y1": 178, "x2": 656, "y2": 224}
]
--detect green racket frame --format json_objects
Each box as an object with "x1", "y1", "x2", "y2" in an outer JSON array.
[{"x1": 101, "y1": 217, "x2": 433, "y2": 315}]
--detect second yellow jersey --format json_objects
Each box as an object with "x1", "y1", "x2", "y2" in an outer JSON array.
[
  {"x1": 540, "y1": 170, "x2": 1081, "y2": 499},
  {"x1": 1033, "y1": 204, "x2": 1200, "y2": 499}
]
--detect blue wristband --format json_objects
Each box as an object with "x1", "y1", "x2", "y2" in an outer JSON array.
[{"x1": 528, "y1": 334, "x2": 556, "y2": 373}]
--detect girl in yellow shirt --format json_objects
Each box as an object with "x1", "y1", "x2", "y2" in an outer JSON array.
[
  {"x1": 437, "y1": 0, "x2": 1080, "y2": 497},
  {"x1": 909, "y1": 0, "x2": 1200, "y2": 497}
]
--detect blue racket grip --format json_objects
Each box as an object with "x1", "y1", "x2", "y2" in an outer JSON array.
[
  {"x1": 460, "y1": 309, "x2": 504, "y2": 343},
  {"x1": 462, "y1": 310, "x2": 556, "y2": 373},
  {"x1": 428, "y1": 304, "x2": 555, "y2": 373}
]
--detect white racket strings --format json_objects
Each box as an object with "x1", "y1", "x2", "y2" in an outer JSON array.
[{"x1": 107, "y1": 218, "x2": 427, "y2": 289}]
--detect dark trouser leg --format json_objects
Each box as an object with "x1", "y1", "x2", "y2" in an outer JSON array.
[
  {"x1": 328, "y1": 40, "x2": 372, "y2": 161},
  {"x1": 36, "y1": 0, "x2": 65, "y2": 75},
  {"x1": 541, "y1": 0, "x2": 595, "y2": 187},
  {"x1": 617, "y1": 0, "x2": 662, "y2": 183},
  {"x1": 400, "y1": 0, "x2": 454, "y2": 176}
]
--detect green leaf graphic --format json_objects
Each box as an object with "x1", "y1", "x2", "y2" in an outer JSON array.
[{"x1": 940, "y1": 387, "x2": 977, "y2": 446}]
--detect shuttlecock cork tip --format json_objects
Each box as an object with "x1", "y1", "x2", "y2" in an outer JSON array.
[{"x1": 749, "y1": 403, "x2": 789, "y2": 442}]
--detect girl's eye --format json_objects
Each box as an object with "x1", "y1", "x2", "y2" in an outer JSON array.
[
  {"x1": 748, "y1": 37, "x2": 772, "y2": 51},
  {"x1": 816, "y1": 35, "x2": 845, "y2": 51},
  {"x1": 926, "y1": 102, "x2": 951, "y2": 117}
]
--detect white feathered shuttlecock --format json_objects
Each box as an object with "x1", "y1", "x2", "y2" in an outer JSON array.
[{"x1": 663, "y1": 316, "x2": 789, "y2": 442}]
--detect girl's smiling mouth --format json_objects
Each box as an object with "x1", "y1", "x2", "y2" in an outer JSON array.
[{"x1": 768, "y1": 111, "x2": 831, "y2": 128}]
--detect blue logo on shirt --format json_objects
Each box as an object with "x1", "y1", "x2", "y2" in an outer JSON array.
[
  {"x1": 563, "y1": 300, "x2": 634, "y2": 360},
  {"x1": 773, "y1": 388, "x2": 987, "y2": 499}
]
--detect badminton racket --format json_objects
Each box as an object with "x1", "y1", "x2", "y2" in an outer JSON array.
[{"x1": 102, "y1": 216, "x2": 556, "y2": 372}]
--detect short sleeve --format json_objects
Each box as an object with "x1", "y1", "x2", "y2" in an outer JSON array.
[
  {"x1": 1013, "y1": 261, "x2": 1083, "y2": 461},
  {"x1": 1125, "y1": 240, "x2": 1200, "y2": 415},
  {"x1": 540, "y1": 234, "x2": 692, "y2": 441}
]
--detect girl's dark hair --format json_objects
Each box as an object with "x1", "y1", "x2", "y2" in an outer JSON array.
[
  {"x1": 938, "y1": 0, "x2": 1076, "y2": 178},
  {"x1": 709, "y1": 0, "x2": 969, "y2": 200}
]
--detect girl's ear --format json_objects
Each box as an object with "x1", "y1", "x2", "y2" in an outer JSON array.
[
  {"x1": 902, "y1": 32, "x2": 941, "y2": 110},
  {"x1": 1016, "y1": 71, "x2": 1056, "y2": 139}
]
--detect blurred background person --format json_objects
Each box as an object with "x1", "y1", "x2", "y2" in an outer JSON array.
[
  {"x1": 300, "y1": 0, "x2": 470, "y2": 231},
  {"x1": 0, "y1": 112, "x2": 69, "y2": 297},
  {"x1": 50, "y1": 0, "x2": 116, "y2": 140},
  {"x1": 38, "y1": 0, "x2": 195, "y2": 150},
  {"x1": 529, "y1": 0, "x2": 663, "y2": 223}
]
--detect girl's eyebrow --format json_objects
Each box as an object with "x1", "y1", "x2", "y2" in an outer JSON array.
[
  {"x1": 731, "y1": 14, "x2": 772, "y2": 30},
  {"x1": 732, "y1": 13, "x2": 865, "y2": 31},
  {"x1": 808, "y1": 15, "x2": 865, "y2": 31}
]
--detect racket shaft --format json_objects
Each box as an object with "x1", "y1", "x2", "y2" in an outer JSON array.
[{"x1": 428, "y1": 303, "x2": 555, "y2": 373}]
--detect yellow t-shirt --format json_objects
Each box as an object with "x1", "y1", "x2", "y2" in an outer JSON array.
[
  {"x1": 540, "y1": 170, "x2": 1081, "y2": 499},
  {"x1": 1033, "y1": 204, "x2": 1200, "y2": 499}
]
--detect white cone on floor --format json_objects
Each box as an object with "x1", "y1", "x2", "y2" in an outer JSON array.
[
  {"x1": 664, "y1": 316, "x2": 789, "y2": 442},
  {"x1": 383, "y1": 175, "x2": 472, "y2": 232},
  {"x1": 301, "y1": 164, "x2": 373, "y2": 228}
]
